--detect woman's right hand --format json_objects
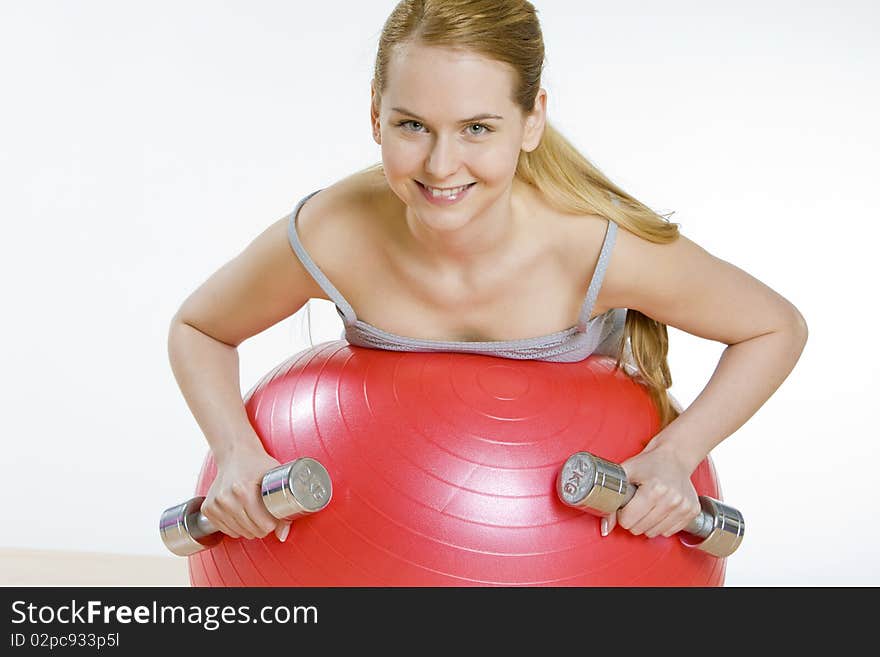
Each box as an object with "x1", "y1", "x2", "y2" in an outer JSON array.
[{"x1": 200, "y1": 446, "x2": 292, "y2": 543}]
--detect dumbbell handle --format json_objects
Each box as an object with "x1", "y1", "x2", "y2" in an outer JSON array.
[
  {"x1": 557, "y1": 451, "x2": 745, "y2": 557},
  {"x1": 160, "y1": 457, "x2": 332, "y2": 556},
  {"x1": 184, "y1": 511, "x2": 221, "y2": 542}
]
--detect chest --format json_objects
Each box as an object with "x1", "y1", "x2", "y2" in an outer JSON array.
[
  {"x1": 358, "y1": 260, "x2": 583, "y2": 342},
  {"x1": 323, "y1": 214, "x2": 609, "y2": 343}
]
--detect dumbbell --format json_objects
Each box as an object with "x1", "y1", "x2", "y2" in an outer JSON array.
[
  {"x1": 160, "y1": 457, "x2": 332, "y2": 557},
  {"x1": 556, "y1": 451, "x2": 744, "y2": 558}
]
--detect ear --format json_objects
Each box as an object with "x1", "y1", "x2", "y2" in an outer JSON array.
[
  {"x1": 370, "y1": 81, "x2": 382, "y2": 145},
  {"x1": 521, "y1": 88, "x2": 547, "y2": 153}
]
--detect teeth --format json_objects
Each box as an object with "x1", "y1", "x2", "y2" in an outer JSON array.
[{"x1": 425, "y1": 183, "x2": 470, "y2": 198}]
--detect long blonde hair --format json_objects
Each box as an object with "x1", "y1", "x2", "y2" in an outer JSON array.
[{"x1": 364, "y1": 0, "x2": 682, "y2": 429}]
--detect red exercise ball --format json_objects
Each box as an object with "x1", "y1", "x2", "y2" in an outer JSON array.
[{"x1": 188, "y1": 340, "x2": 726, "y2": 586}]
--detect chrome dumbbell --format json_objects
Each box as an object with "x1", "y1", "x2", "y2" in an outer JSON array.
[
  {"x1": 160, "y1": 457, "x2": 332, "y2": 557},
  {"x1": 557, "y1": 451, "x2": 744, "y2": 558}
]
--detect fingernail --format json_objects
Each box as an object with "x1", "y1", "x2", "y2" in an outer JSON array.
[
  {"x1": 279, "y1": 524, "x2": 290, "y2": 543},
  {"x1": 600, "y1": 518, "x2": 608, "y2": 537}
]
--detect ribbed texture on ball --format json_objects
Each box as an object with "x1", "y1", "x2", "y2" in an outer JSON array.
[{"x1": 189, "y1": 341, "x2": 725, "y2": 587}]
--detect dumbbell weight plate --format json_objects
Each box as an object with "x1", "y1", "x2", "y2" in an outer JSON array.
[{"x1": 261, "y1": 457, "x2": 332, "y2": 517}]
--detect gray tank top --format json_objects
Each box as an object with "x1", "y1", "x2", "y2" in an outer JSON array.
[{"x1": 287, "y1": 188, "x2": 629, "y2": 363}]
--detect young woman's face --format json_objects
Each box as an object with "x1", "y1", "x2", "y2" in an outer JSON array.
[{"x1": 372, "y1": 43, "x2": 544, "y2": 231}]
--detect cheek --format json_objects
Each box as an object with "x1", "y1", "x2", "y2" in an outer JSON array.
[
  {"x1": 467, "y1": 149, "x2": 517, "y2": 183},
  {"x1": 380, "y1": 141, "x2": 420, "y2": 174}
]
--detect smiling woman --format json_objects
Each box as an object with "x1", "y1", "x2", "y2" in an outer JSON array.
[
  {"x1": 166, "y1": 0, "x2": 807, "y2": 569},
  {"x1": 365, "y1": 2, "x2": 693, "y2": 425}
]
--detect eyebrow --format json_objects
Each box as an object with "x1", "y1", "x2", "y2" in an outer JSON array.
[{"x1": 390, "y1": 107, "x2": 504, "y2": 123}]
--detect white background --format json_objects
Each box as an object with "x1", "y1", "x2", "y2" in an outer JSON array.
[{"x1": 1, "y1": 1, "x2": 877, "y2": 586}]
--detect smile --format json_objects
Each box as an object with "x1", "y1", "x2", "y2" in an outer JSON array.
[{"x1": 416, "y1": 181, "x2": 476, "y2": 205}]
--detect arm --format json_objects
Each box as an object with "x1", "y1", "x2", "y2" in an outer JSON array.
[
  {"x1": 168, "y1": 204, "x2": 325, "y2": 541},
  {"x1": 598, "y1": 227, "x2": 808, "y2": 538},
  {"x1": 651, "y1": 322, "x2": 807, "y2": 473},
  {"x1": 168, "y1": 322, "x2": 265, "y2": 463}
]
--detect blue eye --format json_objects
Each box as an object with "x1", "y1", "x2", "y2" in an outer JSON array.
[
  {"x1": 395, "y1": 120, "x2": 492, "y2": 136},
  {"x1": 397, "y1": 120, "x2": 424, "y2": 132}
]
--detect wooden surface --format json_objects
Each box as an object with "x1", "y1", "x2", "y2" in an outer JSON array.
[{"x1": 0, "y1": 548, "x2": 189, "y2": 587}]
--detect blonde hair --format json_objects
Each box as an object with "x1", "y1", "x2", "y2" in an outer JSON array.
[{"x1": 364, "y1": 0, "x2": 682, "y2": 429}]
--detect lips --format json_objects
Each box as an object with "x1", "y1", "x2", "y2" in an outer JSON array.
[
  {"x1": 415, "y1": 180, "x2": 476, "y2": 205},
  {"x1": 417, "y1": 181, "x2": 476, "y2": 193}
]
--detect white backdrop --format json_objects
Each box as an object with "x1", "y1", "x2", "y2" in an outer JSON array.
[{"x1": 1, "y1": 0, "x2": 877, "y2": 586}]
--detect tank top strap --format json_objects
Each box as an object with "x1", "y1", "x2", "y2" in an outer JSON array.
[
  {"x1": 287, "y1": 189, "x2": 358, "y2": 326},
  {"x1": 576, "y1": 219, "x2": 619, "y2": 331}
]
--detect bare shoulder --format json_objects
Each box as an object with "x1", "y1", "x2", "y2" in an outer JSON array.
[
  {"x1": 297, "y1": 168, "x2": 387, "y2": 237},
  {"x1": 293, "y1": 167, "x2": 392, "y2": 285},
  {"x1": 600, "y1": 223, "x2": 807, "y2": 344},
  {"x1": 550, "y1": 204, "x2": 617, "y2": 316}
]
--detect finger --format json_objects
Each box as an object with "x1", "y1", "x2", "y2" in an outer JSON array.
[
  {"x1": 221, "y1": 496, "x2": 261, "y2": 539},
  {"x1": 636, "y1": 491, "x2": 682, "y2": 537},
  {"x1": 639, "y1": 497, "x2": 696, "y2": 538},
  {"x1": 657, "y1": 499, "x2": 702, "y2": 538},
  {"x1": 200, "y1": 499, "x2": 241, "y2": 539},
  {"x1": 205, "y1": 515, "x2": 240, "y2": 539},
  {"x1": 617, "y1": 487, "x2": 662, "y2": 535},
  {"x1": 231, "y1": 482, "x2": 278, "y2": 539},
  {"x1": 601, "y1": 512, "x2": 617, "y2": 537},
  {"x1": 236, "y1": 502, "x2": 280, "y2": 539},
  {"x1": 627, "y1": 506, "x2": 666, "y2": 536},
  {"x1": 644, "y1": 515, "x2": 678, "y2": 539},
  {"x1": 235, "y1": 508, "x2": 264, "y2": 540},
  {"x1": 214, "y1": 500, "x2": 258, "y2": 539},
  {"x1": 275, "y1": 521, "x2": 292, "y2": 543},
  {"x1": 629, "y1": 490, "x2": 685, "y2": 536}
]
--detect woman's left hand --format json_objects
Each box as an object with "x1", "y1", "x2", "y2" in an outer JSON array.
[{"x1": 601, "y1": 435, "x2": 702, "y2": 539}]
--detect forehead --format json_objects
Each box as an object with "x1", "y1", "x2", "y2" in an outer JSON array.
[{"x1": 384, "y1": 44, "x2": 516, "y2": 113}]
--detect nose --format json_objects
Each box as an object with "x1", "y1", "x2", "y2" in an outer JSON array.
[{"x1": 424, "y1": 134, "x2": 463, "y2": 181}]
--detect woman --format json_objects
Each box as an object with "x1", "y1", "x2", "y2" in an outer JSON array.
[{"x1": 168, "y1": 0, "x2": 807, "y2": 551}]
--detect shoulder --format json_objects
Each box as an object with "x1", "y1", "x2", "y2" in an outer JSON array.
[
  {"x1": 294, "y1": 169, "x2": 381, "y2": 243},
  {"x1": 550, "y1": 203, "x2": 617, "y2": 297},
  {"x1": 292, "y1": 168, "x2": 391, "y2": 289},
  {"x1": 600, "y1": 222, "x2": 710, "y2": 314}
]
